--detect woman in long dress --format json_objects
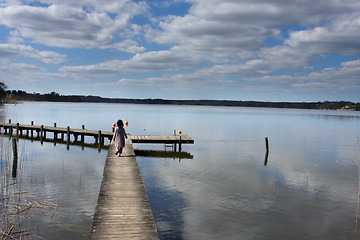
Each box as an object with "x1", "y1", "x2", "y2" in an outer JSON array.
[{"x1": 112, "y1": 119, "x2": 128, "y2": 156}]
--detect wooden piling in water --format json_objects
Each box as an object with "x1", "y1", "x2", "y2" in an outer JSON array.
[
  {"x1": 54, "y1": 123, "x2": 57, "y2": 140},
  {"x1": 67, "y1": 126, "x2": 70, "y2": 142},
  {"x1": 9, "y1": 119, "x2": 12, "y2": 136},
  {"x1": 16, "y1": 123, "x2": 19, "y2": 137},
  {"x1": 31, "y1": 121, "x2": 34, "y2": 138},
  {"x1": 265, "y1": 137, "x2": 269, "y2": 152},
  {"x1": 264, "y1": 137, "x2": 269, "y2": 166},
  {"x1": 12, "y1": 138, "x2": 18, "y2": 178},
  {"x1": 41, "y1": 125, "x2": 44, "y2": 139}
]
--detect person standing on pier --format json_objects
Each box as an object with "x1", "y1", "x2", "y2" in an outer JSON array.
[{"x1": 112, "y1": 119, "x2": 128, "y2": 156}]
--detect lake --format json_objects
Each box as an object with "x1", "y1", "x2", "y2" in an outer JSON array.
[{"x1": 1, "y1": 102, "x2": 360, "y2": 239}]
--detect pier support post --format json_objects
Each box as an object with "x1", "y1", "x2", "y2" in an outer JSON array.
[
  {"x1": 54, "y1": 123, "x2": 57, "y2": 140},
  {"x1": 19, "y1": 123, "x2": 23, "y2": 137},
  {"x1": 97, "y1": 130, "x2": 101, "y2": 144},
  {"x1": 67, "y1": 127, "x2": 70, "y2": 150},
  {"x1": 67, "y1": 126, "x2": 70, "y2": 142},
  {"x1": 16, "y1": 123, "x2": 19, "y2": 138},
  {"x1": 41, "y1": 125, "x2": 44, "y2": 138},
  {"x1": 9, "y1": 119, "x2": 12, "y2": 137},
  {"x1": 40, "y1": 125, "x2": 44, "y2": 144},
  {"x1": 31, "y1": 121, "x2": 34, "y2": 138},
  {"x1": 81, "y1": 125, "x2": 85, "y2": 143},
  {"x1": 97, "y1": 130, "x2": 102, "y2": 152}
]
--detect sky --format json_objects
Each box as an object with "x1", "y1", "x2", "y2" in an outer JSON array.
[{"x1": 0, "y1": 0, "x2": 360, "y2": 102}]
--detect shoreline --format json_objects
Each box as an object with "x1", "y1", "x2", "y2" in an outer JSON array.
[
  {"x1": 5, "y1": 99, "x2": 360, "y2": 112},
  {"x1": 3, "y1": 91, "x2": 360, "y2": 111}
]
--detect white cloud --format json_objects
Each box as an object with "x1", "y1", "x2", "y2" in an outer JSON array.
[
  {"x1": 286, "y1": 15, "x2": 360, "y2": 55},
  {"x1": 105, "y1": 40, "x2": 146, "y2": 54},
  {"x1": 27, "y1": 0, "x2": 149, "y2": 15},
  {"x1": 0, "y1": 1, "x2": 148, "y2": 49},
  {"x1": 242, "y1": 59, "x2": 360, "y2": 91},
  {"x1": 60, "y1": 46, "x2": 203, "y2": 79},
  {"x1": 1, "y1": 0, "x2": 360, "y2": 100},
  {"x1": 147, "y1": 0, "x2": 360, "y2": 62},
  {"x1": 0, "y1": 43, "x2": 66, "y2": 64}
]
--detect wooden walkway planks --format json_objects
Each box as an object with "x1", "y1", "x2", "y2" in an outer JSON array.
[
  {"x1": 90, "y1": 138, "x2": 159, "y2": 240},
  {"x1": 131, "y1": 134, "x2": 194, "y2": 144}
]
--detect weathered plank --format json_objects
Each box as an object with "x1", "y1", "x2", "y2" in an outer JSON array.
[
  {"x1": 90, "y1": 139, "x2": 159, "y2": 240},
  {"x1": 131, "y1": 134, "x2": 194, "y2": 144}
]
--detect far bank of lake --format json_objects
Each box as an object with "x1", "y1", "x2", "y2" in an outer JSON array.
[{"x1": 5, "y1": 90, "x2": 360, "y2": 111}]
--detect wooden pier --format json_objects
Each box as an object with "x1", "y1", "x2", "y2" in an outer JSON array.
[
  {"x1": 90, "y1": 139, "x2": 158, "y2": 239},
  {"x1": 0, "y1": 121, "x2": 194, "y2": 151},
  {"x1": 0, "y1": 121, "x2": 194, "y2": 239}
]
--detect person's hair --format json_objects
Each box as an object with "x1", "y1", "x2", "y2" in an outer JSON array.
[{"x1": 117, "y1": 119, "x2": 124, "y2": 128}]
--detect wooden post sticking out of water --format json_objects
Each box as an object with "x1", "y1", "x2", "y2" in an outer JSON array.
[
  {"x1": 265, "y1": 137, "x2": 269, "y2": 152},
  {"x1": 264, "y1": 137, "x2": 269, "y2": 166},
  {"x1": 31, "y1": 121, "x2": 34, "y2": 138},
  {"x1": 16, "y1": 123, "x2": 19, "y2": 137},
  {"x1": 41, "y1": 125, "x2": 44, "y2": 138},
  {"x1": 97, "y1": 130, "x2": 101, "y2": 144},
  {"x1": 54, "y1": 123, "x2": 57, "y2": 140},
  {"x1": 9, "y1": 119, "x2": 12, "y2": 136},
  {"x1": 12, "y1": 138, "x2": 18, "y2": 178},
  {"x1": 81, "y1": 125, "x2": 85, "y2": 143},
  {"x1": 67, "y1": 126, "x2": 70, "y2": 142}
]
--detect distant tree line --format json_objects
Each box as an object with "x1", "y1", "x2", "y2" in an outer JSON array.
[{"x1": 3, "y1": 88, "x2": 360, "y2": 111}]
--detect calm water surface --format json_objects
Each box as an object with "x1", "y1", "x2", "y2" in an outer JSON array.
[{"x1": 1, "y1": 102, "x2": 360, "y2": 239}]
